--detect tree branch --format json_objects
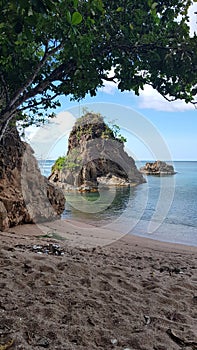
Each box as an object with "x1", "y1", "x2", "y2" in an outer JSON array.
[
  {"x1": 9, "y1": 42, "x2": 63, "y2": 109},
  {"x1": 0, "y1": 72, "x2": 10, "y2": 104},
  {"x1": 102, "y1": 75, "x2": 116, "y2": 83},
  {"x1": 0, "y1": 111, "x2": 16, "y2": 143},
  {"x1": 19, "y1": 61, "x2": 75, "y2": 104},
  {"x1": 19, "y1": 93, "x2": 60, "y2": 112},
  {"x1": 0, "y1": 53, "x2": 68, "y2": 127}
]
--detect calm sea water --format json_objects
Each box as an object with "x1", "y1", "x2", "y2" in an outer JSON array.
[{"x1": 39, "y1": 160, "x2": 197, "y2": 246}]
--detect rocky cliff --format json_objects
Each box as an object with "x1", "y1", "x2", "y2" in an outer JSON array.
[
  {"x1": 0, "y1": 128, "x2": 65, "y2": 231},
  {"x1": 49, "y1": 113, "x2": 145, "y2": 191},
  {"x1": 140, "y1": 161, "x2": 176, "y2": 175}
]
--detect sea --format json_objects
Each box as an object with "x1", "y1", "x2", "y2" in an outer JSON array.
[{"x1": 39, "y1": 160, "x2": 197, "y2": 247}]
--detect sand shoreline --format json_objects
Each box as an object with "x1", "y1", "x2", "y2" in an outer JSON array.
[
  {"x1": 0, "y1": 221, "x2": 197, "y2": 349},
  {"x1": 7, "y1": 219, "x2": 197, "y2": 251}
]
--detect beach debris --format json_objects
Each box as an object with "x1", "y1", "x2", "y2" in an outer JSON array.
[
  {"x1": 35, "y1": 337, "x2": 50, "y2": 348},
  {"x1": 38, "y1": 229, "x2": 67, "y2": 241},
  {"x1": 87, "y1": 317, "x2": 95, "y2": 326},
  {"x1": 144, "y1": 315, "x2": 151, "y2": 325},
  {"x1": 171, "y1": 267, "x2": 184, "y2": 274},
  {"x1": 166, "y1": 328, "x2": 197, "y2": 348},
  {"x1": 159, "y1": 266, "x2": 185, "y2": 275},
  {"x1": 111, "y1": 338, "x2": 118, "y2": 345},
  {"x1": 31, "y1": 243, "x2": 65, "y2": 256},
  {"x1": 14, "y1": 243, "x2": 66, "y2": 256},
  {"x1": 23, "y1": 263, "x2": 32, "y2": 272},
  {"x1": 0, "y1": 339, "x2": 14, "y2": 350}
]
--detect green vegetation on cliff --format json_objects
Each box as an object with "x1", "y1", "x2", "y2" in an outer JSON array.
[
  {"x1": 52, "y1": 152, "x2": 82, "y2": 172},
  {"x1": 52, "y1": 112, "x2": 127, "y2": 172}
]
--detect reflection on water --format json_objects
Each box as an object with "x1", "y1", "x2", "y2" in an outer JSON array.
[
  {"x1": 62, "y1": 183, "x2": 151, "y2": 236},
  {"x1": 40, "y1": 160, "x2": 197, "y2": 245},
  {"x1": 62, "y1": 186, "x2": 135, "y2": 226}
]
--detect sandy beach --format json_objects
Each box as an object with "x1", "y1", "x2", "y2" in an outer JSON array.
[{"x1": 0, "y1": 220, "x2": 197, "y2": 350}]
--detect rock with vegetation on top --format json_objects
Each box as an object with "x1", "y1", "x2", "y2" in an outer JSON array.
[
  {"x1": 49, "y1": 112, "x2": 145, "y2": 192},
  {"x1": 0, "y1": 127, "x2": 65, "y2": 231},
  {"x1": 140, "y1": 160, "x2": 176, "y2": 175}
]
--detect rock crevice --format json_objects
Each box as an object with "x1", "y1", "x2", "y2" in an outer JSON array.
[{"x1": 0, "y1": 128, "x2": 65, "y2": 231}]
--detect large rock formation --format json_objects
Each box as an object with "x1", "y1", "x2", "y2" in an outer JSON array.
[
  {"x1": 140, "y1": 160, "x2": 176, "y2": 175},
  {"x1": 49, "y1": 113, "x2": 145, "y2": 192},
  {"x1": 0, "y1": 128, "x2": 65, "y2": 231}
]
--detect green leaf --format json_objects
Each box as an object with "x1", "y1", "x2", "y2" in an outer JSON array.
[
  {"x1": 151, "y1": 2, "x2": 158, "y2": 9},
  {"x1": 116, "y1": 7, "x2": 123, "y2": 12},
  {"x1": 71, "y1": 11, "x2": 82, "y2": 25},
  {"x1": 28, "y1": 7, "x2": 33, "y2": 16},
  {"x1": 73, "y1": 0, "x2": 78, "y2": 8},
  {"x1": 0, "y1": 0, "x2": 195, "y2": 136},
  {"x1": 67, "y1": 11, "x2": 72, "y2": 24}
]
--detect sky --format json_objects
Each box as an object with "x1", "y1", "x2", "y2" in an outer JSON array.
[
  {"x1": 30, "y1": 86, "x2": 197, "y2": 162},
  {"x1": 28, "y1": 3, "x2": 197, "y2": 162}
]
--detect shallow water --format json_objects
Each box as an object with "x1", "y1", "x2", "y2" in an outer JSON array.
[{"x1": 39, "y1": 160, "x2": 197, "y2": 246}]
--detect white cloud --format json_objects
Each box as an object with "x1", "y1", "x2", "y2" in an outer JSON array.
[
  {"x1": 100, "y1": 81, "x2": 196, "y2": 112},
  {"x1": 188, "y1": 2, "x2": 197, "y2": 37},
  {"x1": 137, "y1": 85, "x2": 195, "y2": 112},
  {"x1": 101, "y1": 67, "x2": 119, "y2": 94},
  {"x1": 101, "y1": 81, "x2": 196, "y2": 112},
  {"x1": 26, "y1": 111, "x2": 75, "y2": 158},
  {"x1": 100, "y1": 80, "x2": 118, "y2": 94}
]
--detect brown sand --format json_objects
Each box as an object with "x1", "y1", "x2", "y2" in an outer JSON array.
[{"x1": 0, "y1": 220, "x2": 197, "y2": 350}]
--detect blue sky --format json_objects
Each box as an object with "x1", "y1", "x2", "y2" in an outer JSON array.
[
  {"x1": 29, "y1": 87, "x2": 197, "y2": 161},
  {"x1": 28, "y1": 3, "x2": 197, "y2": 161},
  {"x1": 76, "y1": 90, "x2": 196, "y2": 161}
]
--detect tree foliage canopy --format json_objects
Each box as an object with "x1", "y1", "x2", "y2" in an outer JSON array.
[{"x1": 0, "y1": 0, "x2": 196, "y2": 138}]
